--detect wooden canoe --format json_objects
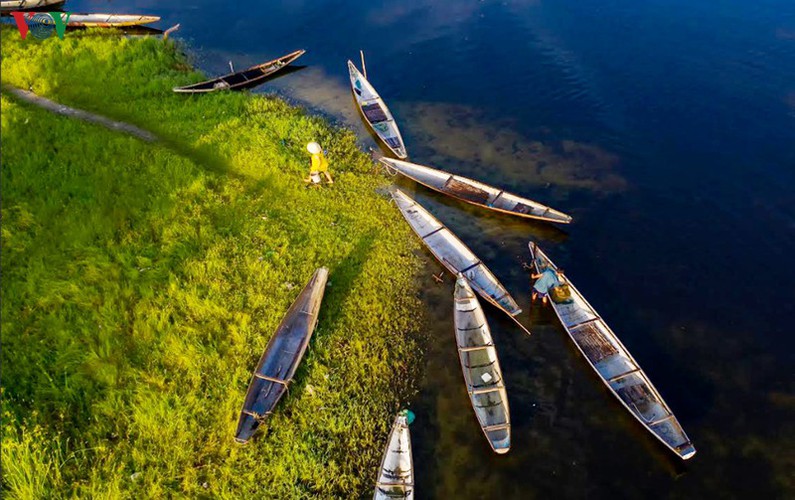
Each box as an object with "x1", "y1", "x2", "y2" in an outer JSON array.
[
  {"x1": 392, "y1": 189, "x2": 522, "y2": 318},
  {"x1": 234, "y1": 267, "x2": 328, "y2": 444},
  {"x1": 174, "y1": 49, "x2": 305, "y2": 93},
  {"x1": 348, "y1": 60, "x2": 407, "y2": 159},
  {"x1": 61, "y1": 14, "x2": 160, "y2": 27},
  {"x1": 381, "y1": 158, "x2": 572, "y2": 224},
  {"x1": 0, "y1": 0, "x2": 64, "y2": 11},
  {"x1": 373, "y1": 411, "x2": 414, "y2": 500},
  {"x1": 454, "y1": 275, "x2": 511, "y2": 454},
  {"x1": 529, "y1": 242, "x2": 696, "y2": 460}
]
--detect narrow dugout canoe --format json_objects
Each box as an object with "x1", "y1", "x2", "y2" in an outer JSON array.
[
  {"x1": 234, "y1": 267, "x2": 328, "y2": 444},
  {"x1": 392, "y1": 189, "x2": 522, "y2": 318},
  {"x1": 381, "y1": 158, "x2": 572, "y2": 224},
  {"x1": 529, "y1": 242, "x2": 696, "y2": 460},
  {"x1": 174, "y1": 49, "x2": 305, "y2": 93},
  {"x1": 0, "y1": 0, "x2": 64, "y2": 11},
  {"x1": 348, "y1": 60, "x2": 407, "y2": 159},
  {"x1": 454, "y1": 275, "x2": 511, "y2": 454},
  {"x1": 373, "y1": 411, "x2": 414, "y2": 500},
  {"x1": 62, "y1": 14, "x2": 160, "y2": 27}
]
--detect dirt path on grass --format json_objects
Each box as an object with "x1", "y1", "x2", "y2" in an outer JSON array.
[{"x1": 2, "y1": 85, "x2": 158, "y2": 143}]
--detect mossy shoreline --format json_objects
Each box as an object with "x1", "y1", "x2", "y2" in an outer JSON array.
[{"x1": 1, "y1": 28, "x2": 426, "y2": 498}]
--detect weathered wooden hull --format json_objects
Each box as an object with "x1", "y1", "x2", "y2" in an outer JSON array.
[
  {"x1": 234, "y1": 267, "x2": 328, "y2": 444},
  {"x1": 454, "y1": 275, "x2": 511, "y2": 454},
  {"x1": 348, "y1": 60, "x2": 407, "y2": 159},
  {"x1": 381, "y1": 158, "x2": 572, "y2": 224},
  {"x1": 392, "y1": 189, "x2": 521, "y2": 318},
  {"x1": 373, "y1": 413, "x2": 414, "y2": 500},
  {"x1": 529, "y1": 242, "x2": 696, "y2": 460},
  {"x1": 64, "y1": 14, "x2": 160, "y2": 27},
  {"x1": 174, "y1": 49, "x2": 305, "y2": 93},
  {"x1": 0, "y1": 0, "x2": 64, "y2": 11}
]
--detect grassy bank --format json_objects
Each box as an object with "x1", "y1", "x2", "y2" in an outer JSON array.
[{"x1": 1, "y1": 28, "x2": 424, "y2": 498}]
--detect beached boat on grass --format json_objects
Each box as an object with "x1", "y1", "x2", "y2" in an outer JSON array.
[
  {"x1": 234, "y1": 267, "x2": 328, "y2": 444},
  {"x1": 373, "y1": 411, "x2": 414, "y2": 500},
  {"x1": 174, "y1": 49, "x2": 305, "y2": 93},
  {"x1": 348, "y1": 57, "x2": 407, "y2": 159},
  {"x1": 454, "y1": 275, "x2": 511, "y2": 454},
  {"x1": 62, "y1": 14, "x2": 160, "y2": 27},
  {"x1": 391, "y1": 189, "x2": 523, "y2": 321},
  {"x1": 529, "y1": 242, "x2": 696, "y2": 460},
  {"x1": 1, "y1": 0, "x2": 64, "y2": 11},
  {"x1": 381, "y1": 158, "x2": 571, "y2": 224}
]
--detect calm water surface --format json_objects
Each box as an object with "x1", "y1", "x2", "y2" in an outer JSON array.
[{"x1": 74, "y1": 0, "x2": 795, "y2": 497}]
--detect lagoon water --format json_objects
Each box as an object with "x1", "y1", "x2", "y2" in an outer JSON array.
[{"x1": 74, "y1": 0, "x2": 793, "y2": 497}]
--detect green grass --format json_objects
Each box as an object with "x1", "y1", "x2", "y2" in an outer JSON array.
[{"x1": 1, "y1": 28, "x2": 424, "y2": 498}]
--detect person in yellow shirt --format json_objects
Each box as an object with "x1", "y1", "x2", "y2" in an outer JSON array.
[{"x1": 305, "y1": 142, "x2": 333, "y2": 185}]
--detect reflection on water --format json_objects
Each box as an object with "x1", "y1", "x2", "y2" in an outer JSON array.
[
  {"x1": 401, "y1": 102, "x2": 626, "y2": 192},
  {"x1": 61, "y1": 0, "x2": 795, "y2": 497}
]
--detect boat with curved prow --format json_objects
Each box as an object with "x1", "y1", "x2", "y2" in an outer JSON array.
[
  {"x1": 454, "y1": 275, "x2": 511, "y2": 454},
  {"x1": 61, "y1": 14, "x2": 161, "y2": 27},
  {"x1": 234, "y1": 267, "x2": 328, "y2": 444},
  {"x1": 529, "y1": 242, "x2": 696, "y2": 460},
  {"x1": 174, "y1": 49, "x2": 305, "y2": 93},
  {"x1": 373, "y1": 411, "x2": 414, "y2": 500},
  {"x1": 381, "y1": 158, "x2": 571, "y2": 224},
  {"x1": 348, "y1": 58, "x2": 407, "y2": 159},
  {"x1": 391, "y1": 189, "x2": 524, "y2": 325},
  {"x1": 1, "y1": 0, "x2": 65, "y2": 11}
]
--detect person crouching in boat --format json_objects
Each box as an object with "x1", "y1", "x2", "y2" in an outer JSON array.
[
  {"x1": 531, "y1": 266, "x2": 564, "y2": 306},
  {"x1": 305, "y1": 142, "x2": 334, "y2": 185}
]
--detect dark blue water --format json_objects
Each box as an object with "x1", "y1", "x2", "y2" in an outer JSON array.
[{"x1": 73, "y1": 0, "x2": 795, "y2": 497}]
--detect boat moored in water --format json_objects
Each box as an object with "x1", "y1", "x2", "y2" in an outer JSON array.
[
  {"x1": 381, "y1": 158, "x2": 572, "y2": 224},
  {"x1": 174, "y1": 49, "x2": 305, "y2": 93},
  {"x1": 373, "y1": 410, "x2": 414, "y2": 500},
  {"x1": 454, "y1": 274, "x2": 511, "y2": 454},
  {"x1": 529, "y1": 242, "x2": 696, "y2": 460}
]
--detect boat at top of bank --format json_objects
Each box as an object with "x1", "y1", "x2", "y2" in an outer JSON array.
[
  {"x1": 391, "y1": 189, "x2": 525, "y2": 326},
  {"x1": 381, "y1": 157, "x2": 572, "y2": 224},
  {"x1": 373, "y1": 410, "x2": 414, "y2": 500},
  {"x1": 0, "y1": 0, "x2": 64, "y2": 11},
  {"x1": 529, "y1": 242, "x2": 696, "y2": 460},
  {"x1": 173, "y1": 49, "x2": 305, "y2": 93},
  {"x1": 234, "y1": 267, "x2": 328, "y2": 444},
  {"x1": 454, "y1": 274, "x2": 511, "y2": 454},
  {"x1": 348, "y1": 54, "x2": 407, "y2": 159},
  {"x1": 59, "y1": 14, "x2": 160, "y2": 27}
]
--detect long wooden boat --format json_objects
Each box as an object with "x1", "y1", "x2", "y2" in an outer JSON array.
[
  {"x1": 62, "y1": 14, "x2": 160, "y2": 27},
  {"x1": 373, "y1": 411, "x2": 414, "y2": 500},
  {"x1": 392, "y1": 189, "x2": 522, "y2": 318},
  {"x1": 0, "y1": 0, "x2": 64, "y2": 11},
  {"x1": 454, "y1": 275, "x2": 511, "y2": 454},
  {"x1": 348, "y1": 60, "x2": 407, "y2": 159},
  {"x1": 174, "y1": 49, "x2": 305, "y2": 93},
  {"x1": 381, "y1": 158, "x2": 571, "y2": 224},
  {"x1": 234, "y1": 267, "x2": 328, "y2": 444},
  {"x1": 529, "y1": 242, "x2": 696, "y2": 460}
]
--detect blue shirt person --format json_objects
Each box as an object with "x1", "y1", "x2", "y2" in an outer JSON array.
[{"x1": 531, "y1": 266, "x2": 563, "y2": 306}]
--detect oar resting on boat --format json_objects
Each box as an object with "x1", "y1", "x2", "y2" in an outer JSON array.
[
  {"x1": 529, "y1": 242, "x2": 696, "y2": 460},
  {"x1": 381, "y1": 158, "x2": 572, "y2": 224},
  {"x1": 174, "y1": 49, "x2": 305, "y2": 93},
  {"x1": 454, "y1": 274, "x2": 511, "y2": 454},
  {"x1": 234, "y1": 267, "x2": 328, "y2": 444},
  {"x1": 373, "y1": 410, "x2": 414, "y2": 500},
  {"x1": 391, "y1": 189, "x2": 526, "y2": 333},
  {"x1": 0, "y1": 0, "x2": 64, "y2": 11}
]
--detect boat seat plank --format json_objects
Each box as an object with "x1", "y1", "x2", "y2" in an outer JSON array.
[
  {"x1": 460, "y1": 261, "x2": 482, "y2": 274},
  {"x1": 421, "y1": 226, "x2": 445, "y2": 240},
  {"x1": 254, "y1": 373, "x2": 289, "y2": 385},
  {"x1": 458, "y1": 345, "x2": 492, "y2": 352},
  {"x1": 607, "y1": 368, "x2": 641, "y2": 383}
]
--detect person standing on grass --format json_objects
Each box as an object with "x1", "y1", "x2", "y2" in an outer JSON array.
[
  {"x1": 305, "y1": 142, "x2": 334, "y2": 185},
  {"x1": 531, "y1": 266, "x2": 564, "y2": 306}
]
